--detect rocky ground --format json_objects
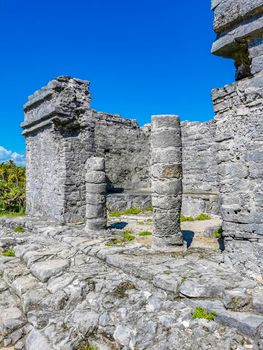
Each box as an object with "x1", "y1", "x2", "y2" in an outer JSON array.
[{"x1": 0, "y1": 214, "x2": 262, "y2": 350}]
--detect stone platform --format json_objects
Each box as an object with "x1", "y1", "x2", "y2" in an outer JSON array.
[{"x1": 0, "y1": 216, "x2": 263, "y2": 350}]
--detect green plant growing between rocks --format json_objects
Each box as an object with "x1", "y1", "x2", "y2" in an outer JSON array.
[
  {"x1": 138, "y1": 221, "x2": 145, "y2": 225},
  {"x1": 14, "y1": 226, "x2": 26, "y2": 233},
  {"x1": 213, "y1": 227, "x2": 223, "y2": 239},
  {"x1": 2, "y1": 248, "x2": 15, "y2": 257},
  {"x1": 192, "y1": 307, "x2": 217, "y2": 321},
  {"x1": 180, "y1": 213, "x2": 211, "y2": 222},
  {"x1": 139, "y1": 231, "x2": 152, "y2": 236},
  {"x1": 122, "y1": 229, "x2": 135, "y2": 241},
  {"x1": 147, "y1": 218, "x2": 153, "y2": 222}
]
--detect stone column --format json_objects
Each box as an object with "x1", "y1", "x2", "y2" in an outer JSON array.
[
  {"x1": 151, "y1": 115, "x2": 183, "y2": 249},
  {"x1": 85, "y1": 157, "x2": 107, "y2": 233}
]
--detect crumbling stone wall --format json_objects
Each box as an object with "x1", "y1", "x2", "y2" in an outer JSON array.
[
  {"x1": 212, "y1": 0, "x2": 263, "y2": 242},
  {"x1": 22, "y1": 76, "x2": 95, "y2": 223},
  {"x1": 181, "y1": 121, "x2": 220, "y2": 216},
  {"x1": 95, "y1": 112, "x2": 150, "y2": 191}
]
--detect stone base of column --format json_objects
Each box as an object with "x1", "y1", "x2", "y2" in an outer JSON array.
[{"x1": 152, "y1": 235, "x2": 184, "y2": 252}]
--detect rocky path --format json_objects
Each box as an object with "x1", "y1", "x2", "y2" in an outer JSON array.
[{"x1": 0, "y1": 216, "x2": 262, "y2": 349}]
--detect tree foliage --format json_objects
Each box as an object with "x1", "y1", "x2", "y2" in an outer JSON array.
[{"x1": 0, "y1": 160, "x2": 26, "y2": 214}]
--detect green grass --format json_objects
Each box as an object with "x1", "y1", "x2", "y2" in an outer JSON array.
[
  {"x1": 122, "y1": 232, "x2": 135, "y2": 241},
  {"x1": 147, "y1": 218, "x2": 153, "y2": 222},
  {"x1": 138, "y1": 231, "x2": 152, "y2": 237},
  {"x1": 213, "y1": 227, "x2": 223, "y2": 239},
  {"x1": 138, "y1": 221, "x2": 145, "y2": 225},
  {"x1": 14, "y1": 226, "x2": 26, "y2": 233},
  {"x1": 109, "y1": 207, "x2": 154, "y2": 217},
  {"x1": 195, "y1": 213, "x2": 211, "y2": 221},
  {"x1": 180, "y1": 213, "x2": 211, "y2": 222},
  {"x1": 192, "y1": 307, "x2": 217, "y2": 321},
  {"x1": 0, "y1": 212, "x2": 25, "y2": 217},
  {"x1": 2, "y1": 248, "x2": 15, "y2": 257}
]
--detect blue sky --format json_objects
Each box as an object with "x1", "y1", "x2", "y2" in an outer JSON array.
[{"x1": 0, "y1": 0, "x2": 234, "y2": 163}]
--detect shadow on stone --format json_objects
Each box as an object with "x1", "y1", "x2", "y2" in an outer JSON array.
[
  {"x1": 182, "y1": 230, "x2": 195, "y2": 248},
  {"x1": 218, "y1": 237, "x2": 225, "y2": 252},
  {"x1": 109, "y1": 222, "x2": 128, "y2": 229}
]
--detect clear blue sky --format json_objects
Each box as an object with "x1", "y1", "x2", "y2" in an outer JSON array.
[{"x1": 0, "y1": 0, "x2": 234, "y2": 160}]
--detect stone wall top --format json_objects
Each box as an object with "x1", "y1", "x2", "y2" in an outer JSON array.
[
  {"x1": 22, "y1": 76, "x2": 91, "y2": 132},
  {"x1": 211, "y1": 0, "x2": 263, "y2": 80}
]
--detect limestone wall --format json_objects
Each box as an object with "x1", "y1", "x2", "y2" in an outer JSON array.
[
  {"x1": 94, "y1": 112, "x2": 151, "y2": 191},
  {"x1": 212, "y1": 75, "x2": 263, "y2": 241},
  {"x1": 22, "y1": 76, "x2": 95, "y2": 224},
  {"x1": 212, "y1": 0, "x2": 263, "y2": 242}
]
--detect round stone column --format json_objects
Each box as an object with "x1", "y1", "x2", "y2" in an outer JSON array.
[
  {"x1": 151, "y1": 115, "x2": 183, "y2": 249},
  {"x1": 85, "y1": 157, "x2": 107, "y2": 233}
]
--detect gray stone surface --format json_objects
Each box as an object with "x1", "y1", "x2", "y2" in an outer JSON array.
[
  {"x1": 85, "y1": 157, "x2": 107, "y2": 232},
  {"x1": 0, "y1": 219, "x2": 262, "y2": 349},
  {"x1": 151, "y1": 115, "x2": 183, "y2": 249}
]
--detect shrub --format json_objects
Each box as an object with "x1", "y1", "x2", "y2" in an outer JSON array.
[
  {"x1": 213, "y1": 227, "x2": 223, "y2": 239},
  {"x1": 139, "y1": 231, "x2": 152, "y2": 236},
  {"x1": 14, "y1": 226, "x2": 26, "y2": 233},
  {"x1": 0, "y1": 161, "x2": 26, "y2": 214},
  {"x1": 2, "y1": 248, "x2": 15, "y2": 257},
  {"x1": 192, "y1": 307, "x2": 217, "y2": 321}
]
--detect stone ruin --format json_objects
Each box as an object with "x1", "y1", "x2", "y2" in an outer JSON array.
[
  {"x1": 0, "y1": 1, "x2": 263, "y2": 349},
  {"x1": 21, "y1": 0, "x2": 263, "y2": 248}
]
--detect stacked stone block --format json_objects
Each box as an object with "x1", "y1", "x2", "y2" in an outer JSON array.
[
  {"x1": 85, "y1": 157, "x2": 107, "y2": 232},
  {"x1": 151, "y1": 115, "x2": 183, "y2": 249},
  {"x1": 22, "y1": 76, "x2": 95, "y2": 223},
  {"x1": 212, "y1": 0, "x2": 263, "y2": 242}
]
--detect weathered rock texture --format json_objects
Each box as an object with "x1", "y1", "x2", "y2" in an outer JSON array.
[
  {"x1": 22, "y1": 76, "x2": 95, "y2": 224},
  {"x1": 212, "y1": 0, "x2": 263, "y2": 243},
  {"x1": 85, "y1": 157, "x2": 107, "y2": 232},
  {"x1": 212, "y1": 0, "x2": 263, "y2": 80},
  {"x1": 151, "y1": 115, "x2": 183, "y2": 249},
  {"x1": 181, "y1": 121, "x2": 220, "y2": 216}
]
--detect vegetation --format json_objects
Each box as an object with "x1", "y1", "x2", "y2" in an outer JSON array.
[
  {"x1": 14, "y1": 226, "x2": 26, "y2": 233},
  {"x1": 213, "y1": 227, "x2": 223, "y2": 239},
  {"x1": 138, "y1": 231, "x2": 152, "y2": 236},
  {"x1": 138, "y1": 221, "x2": 145, "y2": 225},
  {"x1": 0, "y1": 161, "x2": 26, "y2": 215},
  {"x1": 180, "y1": 213, "x2": 211, "y2": 222},
  {"x1": 109, "y1": 207, "x2": 153, "y2": 217},
  {"x1": 192, "y1": 307, "x2": 217, "y2": 321},
  {"x1": 105, "y1": 228, "x2": 135, "y2": 246},
  {"x1": 2, "y1": 248, "x2": 15, "y2": 257}
]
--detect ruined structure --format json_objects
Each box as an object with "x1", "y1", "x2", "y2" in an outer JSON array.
[{"x1": 0, "y1": 1, "x2": 262, "y2": 349}]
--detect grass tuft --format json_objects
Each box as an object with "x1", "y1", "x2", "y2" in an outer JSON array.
[
  {"x1": 192, "y1": 307, "x2": 217, "y2": 321},
  {"x1": 2, "y1": 248, "x2": 15, "y2": 257},
  {"x1": 180, "y1": 213, "x2": 211, "y2": 222},
  {"x1": 0, "y1": 212, "x2": 25, "y2": 217},
  {"x1": 213, "y1": 227, "x2": 223, "y2": 239},
  {"x1": 138, "y1": 231, "x2": 152, "y2": 237},
  {"x1": 14, "y1": 226, "x2": 26, "y2": 233}
]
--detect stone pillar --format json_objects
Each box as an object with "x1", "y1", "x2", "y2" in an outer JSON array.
[
  {"x1": 85, "y1": 157, "x2": 107, "y2": 232},
  {"x1": 151, "y1": 115, "x2": 183, "y2": 249}
]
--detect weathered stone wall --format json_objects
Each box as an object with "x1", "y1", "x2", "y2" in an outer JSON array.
[
  {"x1": 212, "y1": 75, "x2": 263, "y2": 241},
  {"x1": 212, "y1": 0, "x2": 263, "y2": 242},
  {"x1": 95, "y1": 112, "x2": 151, "y2": 192},
  {"x1": 22, "y1": 76, "x2": 95, "y2": 223},
  {"x1": 180, "y1": 121, "x2": 220, "y2": 216}
]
